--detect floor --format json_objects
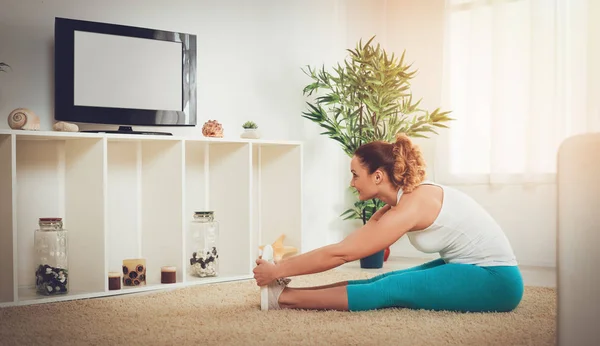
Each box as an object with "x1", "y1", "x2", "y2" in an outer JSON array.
[{"x1": 336, "y1": 256, "x2": 556, "y2": 288}]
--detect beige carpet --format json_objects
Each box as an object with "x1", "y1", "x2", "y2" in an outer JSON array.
[{"x1": 0, "y1": 270, "x2": 556, "y2": 346}]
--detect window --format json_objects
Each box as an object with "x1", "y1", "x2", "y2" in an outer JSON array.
[{"x1": 436, "y1": 0, "x2": 593, "y2": 184}]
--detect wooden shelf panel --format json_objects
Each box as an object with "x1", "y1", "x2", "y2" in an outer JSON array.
[
  {"x1": 0, "y1": 134, "x2": 15, "y2": 303},
  {"x1": 17, "y1": 285, "x2": 102, "y2": 304},
  {"x1": 11, "y1": 274, "x2": 251, "y2": 306},
  {"x1": 0, "y1": 129, "x2": 301, "y2": 146}
]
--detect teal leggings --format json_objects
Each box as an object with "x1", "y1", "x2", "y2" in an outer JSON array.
[{"x1": 346, "y1": 258, "x2": 524, "y2": 312}]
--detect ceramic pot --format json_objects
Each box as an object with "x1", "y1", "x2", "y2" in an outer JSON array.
[
  {"x1": 360, "y1": 250, "x2": 385, "y2": 269},
  {"x1": 241, "y1": 128, "x2": 260, "y2": 139}
]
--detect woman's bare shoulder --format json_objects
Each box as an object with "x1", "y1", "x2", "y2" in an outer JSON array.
[
  {"x1": 392, "y1": 185, "x2": 442, "y2": 220},
  {"x1": 397, "y1": 184, "x2": 444, "y2": 230}
]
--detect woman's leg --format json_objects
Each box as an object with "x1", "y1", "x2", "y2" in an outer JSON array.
[
  {"x1": 277, "y1": 264, "x2": 523, "y2": 312},
  {"x1": 289, "y1": 281, "x2": 350, "y2": 290},
  {"x1": 347, "y1": 264, "x2": 524, "y2": 312},
  {"x1": 278, "y1": 285, "x2": 350, "y2": 310},
  {"x1": 275, "y1": 258, "x2": 448, "y2": 310}
]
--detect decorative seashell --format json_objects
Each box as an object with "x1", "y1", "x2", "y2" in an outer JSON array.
[
  {"x1": 52, "y1": 121, "x2": 79, "y2": 132},
  {"x1": 202, "y1": 120, "x2": 224, "y2": 138},
  {"x1": 8, "y1": 108, "x2": 40, "y2": 131}
]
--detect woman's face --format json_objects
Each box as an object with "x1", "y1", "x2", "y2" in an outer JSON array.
[{"x1": 350, "y1": 155, "x2": 379, "y2": 201}]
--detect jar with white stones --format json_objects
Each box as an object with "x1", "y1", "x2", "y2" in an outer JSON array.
[
  {"x1": 34, "y1": 218, "x2": 69, "y2": 295},
  {"x1": 188, "y1": 211, "x2": 219, "y2": 278}
]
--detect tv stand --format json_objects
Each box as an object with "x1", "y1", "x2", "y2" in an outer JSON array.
[
  {"x1": 82, "y1": 126, "x2": 172, "y2": 136},
  {"x1": 0, "y1": 129, "x2": 302, "y2": 307}
]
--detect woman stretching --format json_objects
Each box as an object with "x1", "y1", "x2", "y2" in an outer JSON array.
[{"x1": 253, "y1": 133, "x2": 524, "y2": 312}]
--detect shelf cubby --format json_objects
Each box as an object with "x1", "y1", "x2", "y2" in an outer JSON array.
[
  {"x1": 140, "y1": 140, "x2": 184, "y2": 285},
  {"x1": 0, "y1": 130, "x2": 302, "y2": 307},
  {"x1": 253, "y1": 143, "x2": 302, "y2": 259},
  {"x1": 15, "y1": 135, "x2": 105, "y2": 302},
  {"x1": 106, "y1": 139, "x2": 184, "y2": 287},
  {"x1": 184, "y1": 141, "x2": 252, "y2": 282},
  {"x1": 206, "y1": 142, "x2": 252, "y2": 278},
  {"x1": 106, "y1": 140, "x2": 140, "y2": 284}
]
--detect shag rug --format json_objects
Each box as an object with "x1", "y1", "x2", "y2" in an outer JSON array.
[{"x1": 0, "y1": 270, "x2": 556, "y2": 346}]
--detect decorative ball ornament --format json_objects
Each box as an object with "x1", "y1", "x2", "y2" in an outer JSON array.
[{"x1": 202, "y1": 120, "x2": 224, "y2": 138}]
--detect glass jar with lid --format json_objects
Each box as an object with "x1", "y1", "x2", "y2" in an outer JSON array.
[
  {"x1": 188, "y1": 211, "x2": 219, "y2": 277},
  {"x1": 34, "y1": 218, "x2": 68, "y2": 295}
]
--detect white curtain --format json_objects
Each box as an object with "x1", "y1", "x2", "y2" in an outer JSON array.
[{"x1": 434, "y1": 0, "x2": 598, "y2": 185}]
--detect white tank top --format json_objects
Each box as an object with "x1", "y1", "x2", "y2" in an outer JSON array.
[{"x1": 399, "y1": 181, "x2": 518, "y2": 267}]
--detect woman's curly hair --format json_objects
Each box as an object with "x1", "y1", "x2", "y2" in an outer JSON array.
[{"x1": 354, "y1": 133, "x2": 427, "y2": 193}]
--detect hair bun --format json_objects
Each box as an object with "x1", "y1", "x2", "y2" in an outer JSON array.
[
  {"x1": 394, "y1": 132, "x2": 411, "y2": 144},
  {"x1": 393, "y1": 133, "x2": 412, "y2": 157},
  {"x1": 391, "y1": 132, "x2": 426, "y2": 192}
]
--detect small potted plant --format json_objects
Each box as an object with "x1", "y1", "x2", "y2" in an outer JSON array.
[{"x1": 241, "y1": 121, "x2": 260, "y2": 139}]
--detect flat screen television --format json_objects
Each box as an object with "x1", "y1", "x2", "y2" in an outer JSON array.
[{"x1": 54, "y1": 17, "x2": 197, "y2": 135}]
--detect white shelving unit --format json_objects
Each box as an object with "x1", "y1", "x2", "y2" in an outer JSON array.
[{"x1": 0, "y1": 129, "x2": 302, "y2": 307}]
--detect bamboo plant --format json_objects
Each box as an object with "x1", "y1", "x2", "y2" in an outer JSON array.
[{"x1": 301, "y1": 36, "x2": 453, "y2": 224}]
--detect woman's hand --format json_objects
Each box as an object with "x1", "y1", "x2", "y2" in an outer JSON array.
[{"x1": 253, "y1": 258, "x2": 279, "y2": 286}]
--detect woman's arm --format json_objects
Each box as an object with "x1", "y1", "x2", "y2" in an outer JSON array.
[
  {"x1": 272, "y1": 203, "x2": 419, "y2": 279},
  {"x1": 271, "y1": 243, "x2": 346, "y2": 279},
  {"x1": 367, "y1": 204, "x2": 391, "y2": 224}
]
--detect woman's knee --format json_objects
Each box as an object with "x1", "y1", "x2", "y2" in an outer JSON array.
[{"x1": 346, "y1": 281, "x2": 391, "y2": 311}]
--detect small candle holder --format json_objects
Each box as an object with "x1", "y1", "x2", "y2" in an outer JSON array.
[
  {"x1": 161, "y1": 266, "x2": 177, "y2": 284},
  {"x1": 108, "y1": 272, "x2": 121, "y2": 290},
  {"x1": 122, "y1": 258, "x2": 146, "y2": 286}
]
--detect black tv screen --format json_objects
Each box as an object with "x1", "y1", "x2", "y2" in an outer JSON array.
[{"x1": 54, "y1": 17, "x2": 197, "y2": 127}]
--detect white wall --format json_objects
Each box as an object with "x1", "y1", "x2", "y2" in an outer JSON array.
[{"x1": 0, "y1": 0, "x2": 563, "y2": 268}]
